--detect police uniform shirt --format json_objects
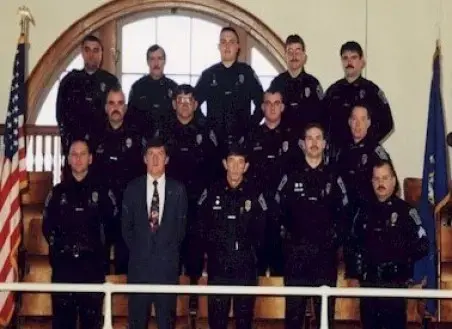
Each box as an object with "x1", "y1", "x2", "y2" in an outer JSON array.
[
  {"x1": 92, "y1": 123, "x2": 145, "y2": 193},
  {"x1": 157, "y1": 115, "x2": 219, "y2": 199},
  {"x1": 336, "y1": 137, "x2": 391, "y2": 207},
  {"x1": 246, "y1": 123, "x2": 292, "y2": 191},
  {"x1": 353, "y1": 195, "x2": 429, "y2": 270},
  {"x1": 127, "y1": 75, "x2": 178, "y2": 136},
  {"x1": 269, "y1": 70, "x2": 325, "y2": 133},
  {"x1": 42, "y1": 173, "x2": 118, "y2": 257},
  {"x1": 147, "y1": 174, "x2": 166, "y2": 224},
  {"x1": 323, "y1": 76, "x2": 394, "y2": 145},
  {"x1": 196, "y1": 179, "x2": 268, "y2": 275},
  {"x1": 275, "y1": 160, "x2": 349, "y2": 250},
  {"x1": 195, "y1": 61, "x2": 264, "y2": 141},
  {"x1": 56, "y1": 68, "x2": 119, "y2": 142}
]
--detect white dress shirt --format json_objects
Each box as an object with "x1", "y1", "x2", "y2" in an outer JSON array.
[{"x1": 147, "y1": 173, "x2": 166, "y2": 224}]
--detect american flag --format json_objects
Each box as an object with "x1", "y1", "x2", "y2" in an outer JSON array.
[{"x1": 0, "y1": 35, "x2": 28, "y2": 326}]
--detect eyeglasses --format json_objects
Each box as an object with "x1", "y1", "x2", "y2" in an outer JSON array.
[
  {"x1": 263, "y1": 100, "x2": 282, "y2": 107},
  {"x1": 176, "y1": 95, "x2": 193, "y2": 104}
]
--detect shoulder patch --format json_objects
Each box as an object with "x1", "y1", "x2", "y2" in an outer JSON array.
[
  {"x1": 258, "y1": 193, "x2": 268, "y2": 211},
  {"x1": 198, "y1": 189, "x2": 208, "y2": 205},
  {"x1": 337, "y1": 176, "x2": 349, "y2": 206},
  {"x1": 374, "y1": 145, "x2": 389, "y2": 160},
  {"x1": 378, "y1": 89, "x2": 388, "y2": 104},
  {"x1": 409, "y1": 208, "x2": 422, "y2": 226},
  {"x1": 277, "y1": 175, "x2": 288, "y2": 191},
  {"x1": 44, "y1": 191, "x2": 53, "y2": 207},
  {"x1": 108, "y1": 189, "x2": 118, "y2": 216},
  {"x1": 209, "y1": 130, "x2": 218, "y2": 147},
  {"x1": 316, "y1": 84, "x2": 324, "y2": 100}
]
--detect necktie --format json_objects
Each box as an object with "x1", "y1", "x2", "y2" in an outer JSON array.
[{"x1": 149, "y1": 180, "x2": 159, "y2": 232}]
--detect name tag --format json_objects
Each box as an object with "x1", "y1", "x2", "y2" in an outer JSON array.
[
  {"x1": 213, "y1": 206, "x2": 222, "y2": 210},
  {"x1": 227, "y1": 215, "x2": 236, "y2": 220},
  {"x1": 75, "y1": 207, "x2": 84, "y2": 212},
  {"x1": 180, "y1": 147, "x2": 189, "y2": 152},
  {"x1": 290, "y1": 102, "x2": 298, "y2": 107},
  {"x1": 85, "y1": 97, "x2": 93, "y2": 102},
  {"x1": 225, "y1": 91, "x2": 232, "y2": 95},
  {"x1": 267, "y1": 155, "x2": 275, "y2": 159},
  {"x1": 109, "y1": 156, "x2": 118, "y2": 161}
]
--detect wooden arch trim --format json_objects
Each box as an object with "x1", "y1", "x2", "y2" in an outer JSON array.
[{"x1": 26, "y1": 0, "x2": 285, "y2": 123}]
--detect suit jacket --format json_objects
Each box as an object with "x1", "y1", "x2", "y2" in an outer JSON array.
[{"x1": 122, "y1": 175, "x2": 187, "y2": 283}]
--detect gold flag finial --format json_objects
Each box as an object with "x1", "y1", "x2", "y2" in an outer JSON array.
[{"x1": 17, "y1": 6, "x2": 34, "y2": 39}]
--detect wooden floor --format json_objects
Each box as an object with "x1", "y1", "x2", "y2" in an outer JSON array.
[{"x1": 18, "y1": 317, "x2": 446, "y2": 329}]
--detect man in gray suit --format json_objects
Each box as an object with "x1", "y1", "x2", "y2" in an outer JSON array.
[{"x1": 122, "y1": 137, "x2": 188, "y2": 329}]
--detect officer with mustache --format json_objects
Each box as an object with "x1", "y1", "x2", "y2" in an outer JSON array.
[
  {"x1": 127, "y1": 45, "x2": 178, "y2": 138},
  {"x1": 336, "y1": 104, "x2": 394, "y2": 279},
  {"x1": 275, "y1": 123, "x2": 350, "y2": 329},
  {"x1": 323, "y1": 41, "x2": 394, "y2": 163},
  {"x1": 347, "y1": 160, "x2": 429, "y2": 329},
  {"x1": 269, "y1": 34, "x2": 325, "y2": 137},
  {"x1": 56, "y1": 35, "x2": 120, "y2": 156},
  {"x1": 91, "y1": 86, "x2": 146, "y2": 274}
]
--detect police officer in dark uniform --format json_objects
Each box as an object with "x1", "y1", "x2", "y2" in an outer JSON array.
[
  {"x1": 324, "y1": 41, "x2": 394, "y2": 162},
  {"x1": 195, "y1": 27, "x2": 264, "y2": 151},
  {"x1": 91, "y1": 86, "x2": 145, "y2": 274},
  {"x1": 269, "y1": 34, "x2": 324, "y2": 136},
  {"x1": 56, "y1": 35, "x2": 120, "y2": 156},
  {"x1": 127, "y1": 44, "x2": 178, "y2": 138},
  {"x1": 247, "y1": 88, "x2": 291, "y2": 276},
  {"x1": 275, "y1": 123, "x2": 350, "y2": 329},
  {"x1": 348, "y1": 160, "x2": 429, "y2": 329},
  {"x1": 197, "y1": 145, "x2": 268, "y2": 329},
  {"x1": 42, "y1": 140, "x2": 117, "y2": 329},
  {"x1": 155, "y1": 84, "x2": 219, "y2": 318}
]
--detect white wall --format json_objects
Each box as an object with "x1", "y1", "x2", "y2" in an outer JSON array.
[{"x1": 0, "y1": 0, "x2": 450, "y2": 185}]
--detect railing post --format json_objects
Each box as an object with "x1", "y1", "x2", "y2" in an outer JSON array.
[
  {"x1": 103, "y1": 282, "x2": 114, "y2": 329},
  {"x1": 320, "y1": 285, "x2": 329, "y2": 329}
]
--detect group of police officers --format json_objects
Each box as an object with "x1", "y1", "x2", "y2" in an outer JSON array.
[{"x1": 44, "y1": 27, "x2": 430, "y2": 329}]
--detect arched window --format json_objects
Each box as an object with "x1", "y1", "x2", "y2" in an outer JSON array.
[{"x1": 33, "y1": 5, "x2": 284, "y2": 125}]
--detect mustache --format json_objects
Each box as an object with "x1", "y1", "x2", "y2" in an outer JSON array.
[
  {"x1": 111, "y1": 110, "x2": 122, "y2": 116},
  {"x1": 346, "y1": 65, "x2": 354, "y2": 69},
  {"x1": 152, "y1": 65, "x2": 160, "y2": 70}
]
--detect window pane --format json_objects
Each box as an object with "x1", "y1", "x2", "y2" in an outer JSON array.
[
  {"x1": 191, "y1": 18, "x2": 221, "y2": 74},
  {"x1": 121, "y1": 73, "x2": 145, "y2": 103},
  {"x1": 167, "y1": 74, "x2": 190, "y2": 86},
  {"x1": 36, "y1": 81, "x2": 59, "y2": 126},
  {"x1": 156, "y1": 16, "x2": 191, "y2": 75},
  {"x1": 251, "y1": 47, "x2": 279, "y2": 77},
  {"x1": 122, "y1": 18, "x2": 156, "y2": 73},
  {"x1": 190, "y1": 75, "x2": 200, "y2": 86},
  {"x1": 259, "y1": 76, "x2": 275, "y2": 92},
  {"x1": 66, "y1": 53, "x2": 83, "y2": 71}
]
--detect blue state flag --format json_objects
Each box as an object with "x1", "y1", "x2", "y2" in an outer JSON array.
[{"x1": 414, "y1": 42, "x2": 449, "y2": 316}]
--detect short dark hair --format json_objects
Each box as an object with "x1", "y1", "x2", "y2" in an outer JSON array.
[
  {"x1": 143, "y1": 137, "x2": 167, "y2": 155},
  {"x1": 146, "y1": 44, "x2": 166, "y2": 61},
  {"x1": 173, "y1": 84, "x2": 196, "y2": 100},
  {"x1": 69, "y1": 139, "x2": 92, "y2": 154},
  {"x1": 285, "y1": 34, "x2": 305, "y2": 51},
  {"x1": 302, "y1": 122, "x2": 325, "y2": 139},
  {"x1": 340, "y1": 41, "x2": 363, "y2": 57},
  {"x1": 224, "y1": 143, "x2": 248, "y2": 161},
  {"x1": 264, "y1": 87, "x2": 284, "y2": 102},
  {"x1": 220, "y1": 26, "x2": 239, "y2": 42},
  {"x1": 81, "y1": 35, "x2": 103, "y2": 51},
  {"x1": 350, "y1": 103, "x2": 372, "y2": 120},
  {"x1": 373, "y1": 159, "x2": 396, "y2": 177}
]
